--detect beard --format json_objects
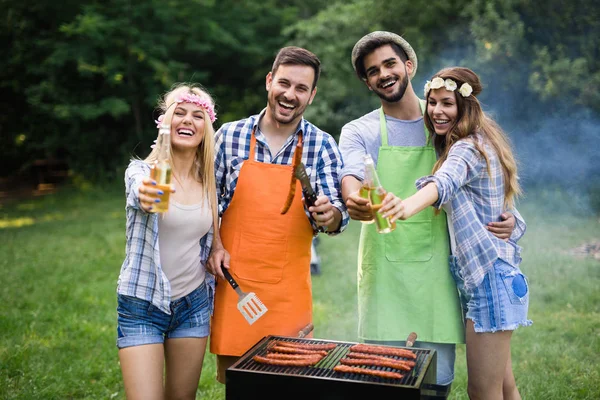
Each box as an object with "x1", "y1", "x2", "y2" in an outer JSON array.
[
  {"x1": 267, "y1": 94, "x2": 308, "y2": 126},
  {"x1": 373, "y1": 72, "x2": 409, "y2": 103}
]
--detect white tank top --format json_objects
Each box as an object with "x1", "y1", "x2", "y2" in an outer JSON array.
[{"x1": 158, "y1": 199, "x2": 212, "y2": 300}]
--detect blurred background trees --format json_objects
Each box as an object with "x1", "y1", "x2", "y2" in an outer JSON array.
[{"x1": 2, "y1": 0, "x2": 599, "y2": 208}]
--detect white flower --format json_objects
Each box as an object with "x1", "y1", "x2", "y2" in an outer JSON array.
[
  {"x1": 444, "y1": 79, "x2": 457, "y2": 91},
  {"x1": 430, "y1": 77, "x2": 445, "y2": 90},
  {"x1": 459, "y1": 83, "x2": 473, "y2": 97},
  {"x1": 424, "y1": 80, "x2": 432, "y2": 97}
]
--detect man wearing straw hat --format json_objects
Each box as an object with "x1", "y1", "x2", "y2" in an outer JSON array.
[{"x1": 339, "y1": 31, "x2": 524, "y2": 393}]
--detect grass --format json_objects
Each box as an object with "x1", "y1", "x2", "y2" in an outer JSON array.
[{"x1": 1, "y1": 185, "x2": 599, "y2": 399}]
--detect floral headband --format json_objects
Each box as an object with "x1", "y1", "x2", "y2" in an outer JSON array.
[
  {"x1": 424, "y1": 77, "x2": 473, "y2": 98},
  {"x1": 154, "y1": 92, "x2": 217, "y2": 127}
]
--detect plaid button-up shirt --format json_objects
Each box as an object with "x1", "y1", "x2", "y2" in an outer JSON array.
[
  {"x1": 416, "y1": 137, "x2": 526, "y2": 291},
  {"x1": 215, "y1": 110, "x2": 349, "y2": 234},
  {"x1": 117, "y1": 160, "x2": 215, "y2": 314}
]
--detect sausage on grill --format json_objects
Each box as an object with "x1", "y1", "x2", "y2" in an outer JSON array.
[
  {"x1": 265, "y1": 353, "x2": 324, "y2": 361},
  {"x1": 333, "y1": 365, "x2": 404, "y2": 380},
  {"x1": 346, "y1": 352, "x2": 416, "y2": 368},
  {"x1": 253, "y1": 355, "x2": 321, "y2": 367},
  {"x1": 349, "y1": 344, "x2": 417, "y2": 359},
  {"x1": 339, "y1": 357, "x2": 413, "y2": 371},
  {"x1": 270, "y1": 345, "x2": 328, "y2": 356},
  {"x1": 274, "y1": 341, "x2": 337, "y2": 351}
]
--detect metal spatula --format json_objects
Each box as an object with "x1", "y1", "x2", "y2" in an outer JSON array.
[{"x1": 222, "y1": 267, "x2": 268, "y2": 325}]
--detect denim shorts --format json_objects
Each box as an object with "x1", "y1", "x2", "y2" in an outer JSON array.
[
  {"x1": 116, "y1": 281, "x2": 212, "y2": 349},
  {"x1": 450, "y1": 257, "x2": 532, "y2": 333},
  {"x1": 365, "y1": 339, "x2": 455, "y2": 386}
]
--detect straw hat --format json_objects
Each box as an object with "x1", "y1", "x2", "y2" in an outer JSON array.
[{"x1": 351, "y1": 31, "x2": 418, "y2": 79}]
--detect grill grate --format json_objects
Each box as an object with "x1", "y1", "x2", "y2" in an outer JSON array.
[{"x1": 231, "y1": 336, "x2": 434, "y2": 388}]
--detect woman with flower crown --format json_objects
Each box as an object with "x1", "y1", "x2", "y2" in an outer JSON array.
[
  {"x1": 115, "y1": 83, "x2": 220, "y2": 400},
  {"x1": 379, "y1": 67, "x2": 531, "y2": 399}
]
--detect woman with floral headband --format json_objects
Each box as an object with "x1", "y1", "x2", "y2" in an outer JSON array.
[
  {"x1": 116, "y1": 83, "x2": 219, "y2": 400},
  {"x1": 379, "y1": 67, "x2": 531, "y2": 399}
]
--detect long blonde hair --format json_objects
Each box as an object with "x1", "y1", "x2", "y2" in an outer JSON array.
[
  {"x1": 424, "y1": 67, "x2": 522, "y2": 208},
  {"x1": 145, "y1": 83, "x2": 218, "y2": 225}
]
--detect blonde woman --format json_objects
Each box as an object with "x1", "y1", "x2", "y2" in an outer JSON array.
[
  {"x1": 381, "y1": 67, "x2": 531, "y2": 400},
  {"x1": 116, "y1": 84, "x2": 219, "y2": 400}
]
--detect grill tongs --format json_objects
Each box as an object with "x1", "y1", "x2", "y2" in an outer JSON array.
[
  {"x1": 222, "y1": 267, "x2": 268, "y2": 325},
  {"x1": 294, "y1": 163, "x2": 325, "y2": 233}
]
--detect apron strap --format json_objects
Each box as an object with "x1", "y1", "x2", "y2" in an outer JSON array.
[{"x1": 249, "y1": 126, "x2": 257, "y2": 160}]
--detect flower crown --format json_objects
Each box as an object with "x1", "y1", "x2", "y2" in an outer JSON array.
[
  {"x1": 154, "y1": 92, "x2": 217, "y2": 128},
  {"x1": 424, "y1": 77, "x2": 473, "y2": 98}
]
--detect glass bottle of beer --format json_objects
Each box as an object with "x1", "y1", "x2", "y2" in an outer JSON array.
[
  {"x1": 149, "y1": 124, "x2": 172, "y2": 213},
  {"x1": 363, "y1": 154, "x2": 395, "y2": 234}
]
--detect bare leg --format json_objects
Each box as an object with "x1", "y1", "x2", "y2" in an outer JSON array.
[
  {"x1": 119, "y1": 344, "x2": 165, "y2": 400},
  {"x1": 164, "y1": 337, "x2": 208, "y2": 400},
  {"x1": 465, "y1": 319, "x2": 512, "y2": 400},
  {"x1": 502, "y1": 353, "x2": 522, "y2": 400}
]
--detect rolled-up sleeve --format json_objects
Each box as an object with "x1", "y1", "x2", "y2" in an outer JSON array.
[
  {"x1": 508, "y1": 207, "x2": 527, "y2": 242},
  {"x1": 415, "y1": 141, "x2": 483, "y2": 208},
  {"x1": 318, "y1": 135, "x2": 349, "y2": 234},
  {"x1": 125, "y1": 160, "x2": 150, "y2": 211},
  {"x1": 338, "y1": 123, "x2": 367, "y2": 181}
]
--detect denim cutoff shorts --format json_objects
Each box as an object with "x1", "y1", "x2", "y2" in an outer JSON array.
[
  {"x1": 450, "y1": 256, "x2": 532, "y2": 333},
  {"x1": 116, "y1": 281, "x2": 212, "y2": 349}
]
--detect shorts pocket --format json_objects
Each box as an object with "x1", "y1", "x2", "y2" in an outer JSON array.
[
  {"x1": 117, "y1": 295, "x2": 153, "y2": 320},
  {"x1": 384, "y1": 221, "x2": 432, "y2": 262},
  {"x1": 499, "y1": 266, "x2": 529, "y2": 305},
  {"x1": 232, "y1": 231, "x2": 287, "y2": 284}
]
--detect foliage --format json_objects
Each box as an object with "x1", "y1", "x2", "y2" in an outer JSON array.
[{"x1": 1, "y1": 0, "x2": 599, "y2": 211}]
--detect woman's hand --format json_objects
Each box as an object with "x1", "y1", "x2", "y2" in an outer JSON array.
[
  {"x1": 380, "y1": 192, "x2": 406, "y2": 223},
  {"x1": 137, "y1": 178, "x2": 174, "y2": 212}
]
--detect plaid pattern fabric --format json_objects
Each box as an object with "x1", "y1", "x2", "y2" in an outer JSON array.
[
  {"x1": 416, "y1": 137, "x2": 526, "y2": 291},
  {"x1": 116, "y1": 160, "x2": 215, "y2": 315},
  {"x1": 215, "y1": 109, "x2": 349, "y2": 234}
]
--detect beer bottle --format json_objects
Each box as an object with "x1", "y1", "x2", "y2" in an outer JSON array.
[
  {"x1": 363, "y1": 154, "x2": 395, "y2": 234},
  {"x1": 149, "y1": 124, "x2": 172, "y2": 213}
]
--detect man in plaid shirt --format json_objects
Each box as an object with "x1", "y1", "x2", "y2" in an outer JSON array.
[{"x1": 207, "y1": 46, "x2": 348, "y2": 383}]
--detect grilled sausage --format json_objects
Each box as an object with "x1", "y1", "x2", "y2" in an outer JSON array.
[
  {"x1": 333, "y1": 365, "x2": 404, "y2": 380},
  {"x1": 265, "y1": 353, "x2": 324, "y2": 361},
  {"x1": 339, "y1": 357, "x2": 413, "y2": 371},
  {"x1": 349, "y1": 344, "x2": 417, "y2": 359},
  {"x1": 274, "y1": 341, "x2": 337, "y2": 351},
  {"x1": 346, "y1": 352, "x2": 416, "y2": 368},
  {"x1": 281, "y1": 140, "x2": 303, "y2": 214},
  {"x1": 270, "y1": 345, "x2": 328, "y2": 356},
  {"x1": 254, "y1": 355, "x2": 320, "y2": 367}
]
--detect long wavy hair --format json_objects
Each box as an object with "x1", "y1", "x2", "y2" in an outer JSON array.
[
  {"x1": 145, "y1": 83, "x2": 218, "y2": 223},
  {"x1": 424, "y1": 67, "x2": 522, "y2": 208}
]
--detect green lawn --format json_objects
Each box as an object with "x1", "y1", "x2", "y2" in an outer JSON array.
[{"x1": 1, "y1": 185, "x2": 598, "y2": 399}]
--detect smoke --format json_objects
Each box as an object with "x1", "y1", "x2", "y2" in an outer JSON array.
[{"x1": 418, "y1": 53, "x2": 600, "y2": 215}]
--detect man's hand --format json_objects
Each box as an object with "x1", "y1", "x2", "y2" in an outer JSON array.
[
  {"x1": 207, "y1": 244, "x2": 230, "y2": 280},
  {"x1": 487, "y1": 212, "x2": 515, "y2": 241},
  {"x1": 309, "y1": 195, "x2": 341, "y2": 231},
  {"x1": 345, "y1": 191, "x2": 374, "y2": 222}
]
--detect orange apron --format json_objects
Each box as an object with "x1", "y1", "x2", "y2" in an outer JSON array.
[{"x1": 210, "y1": 129, "x2": 314, "y2": 356}]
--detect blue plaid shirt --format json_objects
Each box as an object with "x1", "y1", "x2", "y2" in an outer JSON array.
[
  {"x1": 416, "y1": 137, "x2": 526, "y2": 291},
  {"x1": 117, "y1": 160, "x2": 215, "y2": 315},
  {"x1": 215, "y1": 109, "x2": 349, "y2": 234}
]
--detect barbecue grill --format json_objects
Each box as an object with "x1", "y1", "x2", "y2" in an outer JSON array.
[{"x1": 226, "y1": 335, "x2": 441, "y2": 399}]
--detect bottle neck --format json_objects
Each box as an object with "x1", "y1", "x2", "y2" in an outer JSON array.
[{"x1": 158, "y1": 131, "x2": 171, "y2": 161}]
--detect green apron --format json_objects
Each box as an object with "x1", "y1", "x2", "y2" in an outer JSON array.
[{"x1": 357, "y1": 102, "x2": 464, "y2": 344}]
